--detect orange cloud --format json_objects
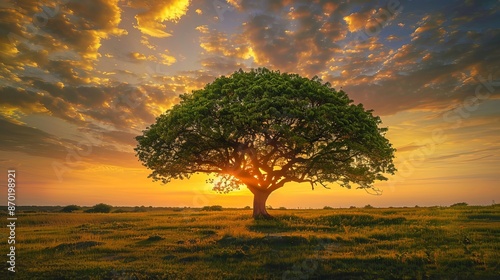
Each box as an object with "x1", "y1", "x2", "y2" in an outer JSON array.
[
  {"x1": 0, "y1": 0, "x2": 127, "y2": 89},
  {"x1": 160, "y1": 50, "x2": 177, "y2": 66},
  {"x1": 130, "y1": 52, "x2": 147, "y2": 61},
  {"x1": 196, "y1": 25, "x2": 256, "y2": 71},
  {"x1": 130, "y1": 0, "x2": 191, "y2": 37},
  {"x1": 343, "y1": 10, "x2": 373, "y2": 33}
]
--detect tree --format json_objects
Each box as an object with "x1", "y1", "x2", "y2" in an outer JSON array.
[
  {"x1": 135, "y1": 68, "x2": 396, "y2": 219},
  {"x1": 60, "y1": 204, "x2": 81, "y2": 213},
  {"x1": 85, "y1": 203, "x2": 112, "y2": 213},
  {"x1": 450, "y1": 202, "x2": 468, "y2": 207}
]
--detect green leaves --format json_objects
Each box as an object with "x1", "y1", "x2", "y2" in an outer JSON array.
[{"x1": 135, "y1": 68, "x2": 396, "y2": 194}]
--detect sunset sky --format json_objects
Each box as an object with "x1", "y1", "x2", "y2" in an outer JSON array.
[{"x1": 1, "y1": 0, "x2": 499, "y2": 208}]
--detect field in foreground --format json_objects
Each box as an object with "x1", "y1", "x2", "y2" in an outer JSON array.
[{"x1": 3, "y1": 206, "x2": 499, "y2": 279}]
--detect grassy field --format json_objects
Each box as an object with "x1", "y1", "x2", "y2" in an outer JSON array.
[{"x1": 3, "y1": 205, "x2": 499, "y2": 279}]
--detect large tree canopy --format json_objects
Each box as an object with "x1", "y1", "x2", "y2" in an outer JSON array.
[{"x1": 135, "y1": 68, "x2": 396, "y2": 218}]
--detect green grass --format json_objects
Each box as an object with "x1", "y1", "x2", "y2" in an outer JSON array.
[{"x1": 3, "y1": 206, "x2": 499, "y2": 279}]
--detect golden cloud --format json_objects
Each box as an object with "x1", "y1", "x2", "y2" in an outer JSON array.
[
  {"x1": 129, "y1": 52, "x2": 147, "y2": 61},
  {"x1": 0, "y1": 0, "x2": 127, "y2": 88},
  {"x1": 128, "y1": 52, "x2": 157, "y2": 62},
  {"x1": 197, "y1": 26, "x2": 255, "y2": 62},
  {"x1": 343, "y1": 11, "x2": 372, "y2": 33},
  {"x1": 226, "y1": 0, "x2": 241, "y2": 10},
  {"x1": 130, "y1": 0, "x2": 191, "y2": 38},
  {"x1": 160, "y1": 51, "x2": 176, "y2": 66},
  {"x1": 195, "y1": 25, "x2": 209, "y2": 33},
  {"x1": 141, "y1": 35, "x2": 157, "y2": 50}
]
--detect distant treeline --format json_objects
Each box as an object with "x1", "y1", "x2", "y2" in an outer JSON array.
[{"x1": 0, "y1": 202, "x2": 497, "y2": 214}]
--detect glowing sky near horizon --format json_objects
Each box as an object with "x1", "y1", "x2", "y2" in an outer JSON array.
[{"x1": 0, "y1": 0, "x2": 499, "y2": 208}]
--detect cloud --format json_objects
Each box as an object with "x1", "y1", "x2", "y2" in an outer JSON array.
[
  {"x1": 0, "y1": 116, "x2": 68, "y2": 159},
  {"x1": 102, "y1": 130, "x2": 139, "y2": 146},
  {"x1": 238, "y1": 0, "x2": 352, "y2": 75},
  {"x1": 343, "y1": 10, "x2": 373, "y2": 33},
  {"x1": 320, "y1": 4, "x2": 500, "y2": 116},
  {"x1": 428, "y1": 147, "x2": 500, "y2": 163},
  {"x1": 0, "y1": 80, "x2": 181, "y2": 131},
  {"x1": 0, "y1": 115, "x2": 142, "y2": 170},
  {"x1": 0, "y1": 81, "x2": 183, "y2": 166},
  {"x1": 395, "y1": 144, "x2": 422, "y2": 153},
  {"x1": 0, "y1": 86, "x2": 45, "y2": 114},
  {"x1": 128, "y1": 0, "x2": 191, "y2": 37},
  {"x1": 129, "y1": 52, "x2": 148, "y2": 61},
  {"x1": 140, "y1": 35, "x2": 157, "y2": 50},
  {"x1": 0, "y1": 115, "x2": 138, "y2": 169},
  {"x1": 195, "y1": 25, "x2": 254, "y2": 74},
  {"x1": 66, "y1": 0, "x2": 125, "y2": 33},
  {"x1": 195, "y1": 0, "x2": 499, "y2": 116},
  {"x1": 197, "y1": 25, "x2": 254, "y2": 61},
  {"x1": 200, "y1": 56, "x2": 246, "y2": 73},
  {"x1": 243, "y1": 13, "x2": 298, "y2": 69},
  {"x1": 126, "y1": 49, "x2": 177, "y2": 66},
  {"x1": 128, "y1": 52, "x2": 157, "y2": 63},
  {"x1": 0, "y1": 0, "x2": 126, "y2": 88},
  {"x1": 160, "y1": 50, "x2": 177, "y2": 66}
]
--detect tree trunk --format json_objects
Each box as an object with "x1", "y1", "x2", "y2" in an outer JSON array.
[{"x1": 252, "y1": 189, "x2": 272, "y2": 219}]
